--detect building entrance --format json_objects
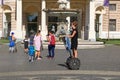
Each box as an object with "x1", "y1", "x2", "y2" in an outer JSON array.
[
  {"x1": 26, "y1": 13, "x2": 38, "y2": 37},
  {"x1": 4, "y1": 13, "x2": 11, "y2": 37}
]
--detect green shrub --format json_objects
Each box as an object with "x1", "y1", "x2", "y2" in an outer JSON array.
[
  {"x1": 0, "y1": 38, "x2": 9, "y2": 43},
  {"x1": 97, "y1": 38, "x2": 120, "y2": 44}
]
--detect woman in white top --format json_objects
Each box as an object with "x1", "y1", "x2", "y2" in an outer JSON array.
[{"x1": 34, "y1": 30, "x2": 42, "y2": 60}]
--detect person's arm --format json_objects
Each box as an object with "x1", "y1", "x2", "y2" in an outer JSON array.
[
  {"x1": 46, "y1": 35, "x2": 49, "y2": 41},
  {"x1": 12, "y1": 36, "x2": 16, "y2": 42},
  {"x1": 69, "y1": 30, "x2": 76, "y2": 38},
  {"x1": 48, "y1": 36, "x2": 51, "y2": 42}
]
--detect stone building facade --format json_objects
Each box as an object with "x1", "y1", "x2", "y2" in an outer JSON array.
[{"x1": 0, "y1": 0, "x2": 120, "y2": 41}]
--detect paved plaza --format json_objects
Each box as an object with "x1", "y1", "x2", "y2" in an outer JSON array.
[{"x1": 0, "y1": 43, "x2": 120, "y2": 80}]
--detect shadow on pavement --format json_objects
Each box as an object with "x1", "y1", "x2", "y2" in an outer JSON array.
[{"x1": 58, "y1": 63, "x2": 69, "y2": 69}]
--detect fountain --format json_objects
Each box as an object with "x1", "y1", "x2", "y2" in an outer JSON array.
[{"x1": 43, "y1": 0, "x2": 81, "y2": 40}]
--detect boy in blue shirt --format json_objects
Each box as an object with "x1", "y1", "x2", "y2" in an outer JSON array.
[{"x1": 28, "y1": 42, "x2": 35, "y2": 62}]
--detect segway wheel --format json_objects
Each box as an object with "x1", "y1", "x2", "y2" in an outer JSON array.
[
  {"x1": 69, "y1": 58, "x2": 80, "y2": 70},
  {"x1": 66, "y1": 57, "x2": 72, "y2": 66}
]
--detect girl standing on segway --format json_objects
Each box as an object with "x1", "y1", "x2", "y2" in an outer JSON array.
[{"x1": 68, "y1": 21, "x2": 78, "y2": 58}]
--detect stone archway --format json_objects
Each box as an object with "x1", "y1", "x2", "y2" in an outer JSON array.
[
  {"x1": 2, "y1": 5, "x2": 12, "y2": 37},
  {"x1": 95, "y1": 6, "x2": 105, "y2": 39}
]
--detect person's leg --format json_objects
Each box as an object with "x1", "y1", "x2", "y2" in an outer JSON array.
[
  {"x1": 9, "y1": 47, "x2": 12, "y2": 53},
  {"x1": 29, "y1": 55, "x2": 31, "y2": 62},
  {"x1": 68, "y1": 48, "x2": 72, "y2": 57},
  {"x1": 74, "y1": 48, "x2": 78, "y2": 58},
  {"x1": 74, "y1": 43, "x2": 78, "y2": 58},
  {"x1": 51, "y1": 45, "x2": 55, "y2": 58},
  {"x1": 72, "y1": 48, "x2": 78, "y2": 58},
  {"x1": 35, "y1": 51, "x2": 38, "y2": 59},
  {"x1": 31, "y1": 56, "x2": 34, "y2": 62},
  {"x1": 72, "y1": 49, "x2": 75, "y2": 58},
  {"x1": 11, "y1": 46, "x2": 14, "y2": 53},
  {"x1": 37, "y1": 51, "x2": 41, "y2": 59},
  {"x1": 14, "y1": 43, "x2": 17, "y2": 52},
  {"x1": 49, "y1": 45, "x2": 52, "y2": 57},
  {"x1": 48, "y1": 45, "x2": 51, "y2": 57}
]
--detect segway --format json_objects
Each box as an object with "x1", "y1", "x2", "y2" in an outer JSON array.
[{"x1": 62, "y1": 37, "x2": 80, "y2": 70}]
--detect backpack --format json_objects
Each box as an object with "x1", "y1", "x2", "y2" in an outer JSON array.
[
  {"x1": 50, "y1": 35, "x2": 55, "y2": 45},
  {"x1": 28, "y1": 46, "x2": 35, "y2": 56},
  {"x1": 9, "y1": 36, "x2": 15, "y2": 47},
  {"x1": 9, "y1": 41, "x2": 15, "y2": 47}
]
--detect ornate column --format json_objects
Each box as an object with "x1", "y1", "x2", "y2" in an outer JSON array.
[
  {"x1": 88, "y1": 0, "x2": 96, "y2": 41},
  {"x1": 99, "y1": 14, "x2": 103, "y2": 38},
  {"x1": 2, "y1": 12, "x2": 5, "y2": 37},
  {"x1": 2, "y1": 12, "x2": 7, "y2": 37},
  {"x1": 41, "y1": 0, "x2": 47, "y2": 40},
  {"x1": 16, "y1": 0, "x2": 22, "y2": 39}
]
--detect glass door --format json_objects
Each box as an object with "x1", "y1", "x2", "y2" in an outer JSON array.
[{"x1": 26, "y1": 13, "x2": 38, "y2": 37}]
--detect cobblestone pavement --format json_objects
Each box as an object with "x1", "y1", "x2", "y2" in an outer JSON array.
[{"x1": 0, "y1": 43, "x2": 120, "y2": 79}]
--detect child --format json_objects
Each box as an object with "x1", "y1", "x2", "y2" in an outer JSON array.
[
  {"x1": 34, "y1": 30, "x2": 42, "y2": 60},
  {"x1": 23, "y1": 35, "x2": 29, "y2": 54},
  {"x1": 47, "y1": 31, "x2": 56, "y2": 59},
  {"x1": 28, "y1": 42, "x2": 35, "y2": 62},
  {"x1": 9, "y1": 32, "x2": 16, "y2": 53}
]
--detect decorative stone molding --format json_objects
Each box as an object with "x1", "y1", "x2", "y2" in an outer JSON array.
[{"x1": 57, "y1": 0, "x2": 68, "y2": 9}]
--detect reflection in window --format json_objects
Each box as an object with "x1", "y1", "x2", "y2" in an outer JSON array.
[
  {"x1": 27, "y1": 13, "x2": 38, "y2": 22},
  {"x1": 109, "y1": 19, "x2": 116, "y2": 31},
  {"x1": 48, "y1": 16, "x2": 58, "y2": 22},
  {"x1": 109, "y1": 4, "x2": 116, "y2": 11}
]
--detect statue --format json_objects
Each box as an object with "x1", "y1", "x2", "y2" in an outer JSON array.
[
  {"x1": 51, "y1": 25, "x2": 55, "y2": 33},
  {"x1": 57, "y1": 0, "x2": 68, "y2": 9}
]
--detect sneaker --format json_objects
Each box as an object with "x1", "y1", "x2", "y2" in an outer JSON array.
[
  {"x1": 29, "y1": 59, "x2": 31, "y2": 62},
  {"x1": 37, "y1": 57, "x2": 41, "y2": 60},
  {"x1": 50, "y1": 57, "x2": 54, "y2": 59},
  {"x1": 31, "y1": 60, "x2": 33, "y2": 62},
  {"x1": 39, "y1": 56, "x2": 43, "y2": 58}
]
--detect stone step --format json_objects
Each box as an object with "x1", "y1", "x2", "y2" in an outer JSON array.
[
  {"x1": 42, "y1": 44, "x2": 105, "y2": 49},
  {"x1": 42, "y1": 40, "x2": 105, "y2": 49}
]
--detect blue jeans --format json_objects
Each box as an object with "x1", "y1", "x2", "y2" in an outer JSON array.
[{"x1": 48, "y1": 45, "x2": 55, "y2": 57}]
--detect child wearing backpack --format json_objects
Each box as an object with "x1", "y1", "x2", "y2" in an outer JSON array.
[
  {"x1": 47, "y1": 31, "x2": 56, "y2": 59},
  {"x1": 28, "y1": 42, "x2": 35, "y2": 62},
  {"x1": 9, "y1": 32, "x2": 16, "y2": 53}
]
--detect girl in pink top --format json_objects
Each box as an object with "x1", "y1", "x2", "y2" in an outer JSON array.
[{"x1": 34, "y1": 30, "x2": 42, "y2": 60}]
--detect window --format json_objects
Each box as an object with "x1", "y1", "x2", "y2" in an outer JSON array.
[
  {"x1": 26, "y1": 13, "x2": 38, "y2": 36},
  {"x1": 48, "y1": 16, "x2": 58, "y2": 32},
  {"x1": 48, "y1": 16, "x2": 58, "y2": 22},
  {"x1": 27, "y1": 13, "x2": 38, "y2": 22},
  {"x1": 109, "y1": 19, "x2": 116, "y2": 31},
  {"x1": 109, "y1": 4, "x2": 116, "y2": 11}
]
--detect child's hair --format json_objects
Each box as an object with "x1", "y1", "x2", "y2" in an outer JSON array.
[
  {"x1": 11, "y1": 32, "x2": 14, "y2": 35},
  {"x1": 36, "y1": 30, "x2": 41, "y2": 36},
  {"x1": 72, "y1": 21, "x2": 78, "y2": 27},
  {"x1": 50, "y1": 30, "x2": 54, "y2": 34}
]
